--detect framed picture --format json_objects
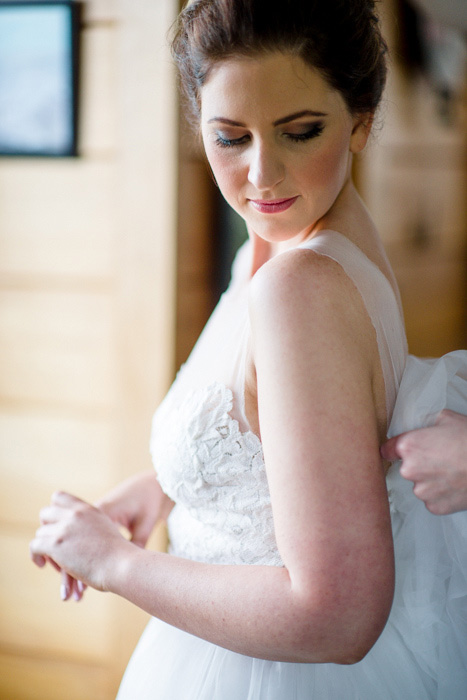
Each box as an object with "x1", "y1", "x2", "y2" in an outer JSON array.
[{"x1": 0, "y1": 0, "x2": 81, "y2": 157}]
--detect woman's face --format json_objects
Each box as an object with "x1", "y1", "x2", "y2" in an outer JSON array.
[{"x1": 200, "y1": 52, "x2": 370, "y2": 246}]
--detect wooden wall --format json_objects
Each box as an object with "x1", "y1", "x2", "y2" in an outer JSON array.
[
  {"x1": 0, "y1": 1, "x2": 178, "y2": 698},
  {"x1": 358, "y1": 0, "x2": 467, "y2": 356},
  {"x1": 175, "y1": 117, "x2": 218, "y2": 368}
]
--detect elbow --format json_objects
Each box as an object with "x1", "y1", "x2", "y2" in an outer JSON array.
[
  {"x1": 295, "y1": 633, "x2": 381, "y2": 666},
  {"x1": 326, "y1": 620, "x2": 388, "y2": 665},
  {"x1": 295, "y1": 625, "x2": 384, "y2": 666},
  {"x1": 288, "y1": 594, "x2": 391, "y2": 665},
  {"x1": 330, "y1": 640, "x2": 377, "y2": 665},
  {"x1": 284, "y1": 554, "x2": 395, "y2": 664}
]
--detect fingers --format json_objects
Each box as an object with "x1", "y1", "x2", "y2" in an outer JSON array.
[
  {"x1": 30, "y1": 540, "x2": 87, "y2": 603},
  {"x1": 381, "y1": 412, "x2": 447, "y2": 463},
  {"x1": 131, "y1": 530, "x2": 150, "y2": 549},
  {"x1": 30, "y1": 553, "x2": 87, "y2": 602},
  {"x1": 94, "y1": 498, "x2": 127, "y2": 531},
  {"x1": 61, "y1": 570, "x2": 73, "y2": 601},
  {"x1": 51, "y1": 491, "x2": 87, "y2": 508},
  {"x1": 31, "y1": 491, "x2": 94, "y2": 601},
  {"x1": 380, "y1": 435, "x2": 402, "y2": 461},
  {"x1": 39, "y1": 492, "x2": 91, "y2": 525},
  {"x1": 46, "y1": 555, "x2": 63, "y2": 572},
  {"x1": 30, "y1": 547, "x2": 63, "y2": 573},
  {"x1": 31, "y1": 552, "x2": 47, "y2": 568},
  {"x1": 381, "y1": 431, "x2": 421, "y2": 470},
  {"x1": 30, "y1": 515, "x2": 55, "y2": 565},
  {"x1": 39, "y1": 505, "x2": 62, "y2": 525},
  {"x1": 129, "y1": 512, "x2": 157, "y2": 548},
  {"x1": 60, "y1": 571, "x2": 86, "y2": 602}
]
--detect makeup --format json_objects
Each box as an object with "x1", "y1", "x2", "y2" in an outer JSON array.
[{"x1": 248, "y1": 196, "x2": 298, "y2": 214}]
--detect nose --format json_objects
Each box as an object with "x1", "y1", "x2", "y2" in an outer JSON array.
[{"x1": 247, "y1": 141, "x2": 285, "y2": 192}]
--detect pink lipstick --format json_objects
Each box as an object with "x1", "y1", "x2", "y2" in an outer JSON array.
[{"x1": 249, "y1": 196, "x2": 298, "y2": 214}]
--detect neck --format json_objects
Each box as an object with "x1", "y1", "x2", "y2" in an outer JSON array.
[
  {"x1": 248, "y1": 231, "x2": 275, "y2": 277},
  {"x1": 248, "y1": 179, "x2": 362, "y2": 275}
]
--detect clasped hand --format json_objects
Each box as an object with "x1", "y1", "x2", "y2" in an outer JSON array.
[{"x1": 30, "y1": 491, "x2": 133, "y2": 598}]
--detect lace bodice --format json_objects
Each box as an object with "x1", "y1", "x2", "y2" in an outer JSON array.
[
  {"x1": 153, "y1": 382, "x2": 282, "y2": 565},
  {"x1": 150, "y1": 231, "x2": 407, "y2": 567}
]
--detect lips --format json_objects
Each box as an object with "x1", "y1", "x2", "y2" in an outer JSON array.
[{"x1": 248, "y1": 196, "x2": 298, "y2": 214}]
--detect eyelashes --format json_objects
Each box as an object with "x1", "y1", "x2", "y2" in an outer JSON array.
[
  {"x1": 214, "y1": 122, "x2": 325, "y2": 149},
  {"x1": 215, "y1": 134, "x2": 249, "y2": 148},
  {"x1": 287, "y1": 123, "x2": 324, "y2": 142}
]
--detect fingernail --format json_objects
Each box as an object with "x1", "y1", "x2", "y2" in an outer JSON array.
[
  {"x1": 73, "y1": 589, "x2": 81, "y2": 602},
  {"x1": 60, "y1": 584, "x2": 68, "y2": 601},
  {"x1": 77, "y1": 580, "x2": 84, "y2": 594}
]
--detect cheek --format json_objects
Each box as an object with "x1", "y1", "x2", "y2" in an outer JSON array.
[
  {"x1": 206, "y1": 150, "x2": 245, "y2": 201},
  {"x1": 303, "y1": 140, "x2": 349, "y2": 191}
]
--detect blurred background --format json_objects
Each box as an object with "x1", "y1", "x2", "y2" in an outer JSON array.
[{"x1": 0, "y1": 0, "x2": 465, "y2": 698}]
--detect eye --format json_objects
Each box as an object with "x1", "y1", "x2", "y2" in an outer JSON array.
[
  {"x1": 285, "y1": 122, "x2": 324, "y2": 143},
  {"x1": 214, "y1": 132, "x2": 250, "y2": 148}
]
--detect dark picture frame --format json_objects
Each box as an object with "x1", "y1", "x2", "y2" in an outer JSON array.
[{"x1": 0, "y1": 0, "x2": 81, "y2": 157}]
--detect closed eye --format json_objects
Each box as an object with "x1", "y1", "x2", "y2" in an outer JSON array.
[
  {"x1": 213, "y1": 121, "x2": 324, "y2": 148},
  {"x1": 214, "y1": 133, "x2": 250, "y2": 148},
  {"x1": 285, "y1": 122, "x2": 324, "y2": 142}
]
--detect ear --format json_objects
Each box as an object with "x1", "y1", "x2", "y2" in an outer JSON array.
[{"x1": 349, "y1": 113, "x2": 373, "y2": 154}]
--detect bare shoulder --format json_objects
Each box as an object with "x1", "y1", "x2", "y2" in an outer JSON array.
[
  {"x1": 250, "y1": 246, "x2": 343, "y2": 295},
  {"x1": 248, "y1": 247, "x2": 372, "y2": 343}
]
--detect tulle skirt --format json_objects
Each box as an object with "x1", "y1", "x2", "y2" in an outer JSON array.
[
  {"x1": 116, "y1": 615, "x2": 439, "y2": 700},
  {"x1": 117, "y1": 352, "x2": 467, "y2": 699}
]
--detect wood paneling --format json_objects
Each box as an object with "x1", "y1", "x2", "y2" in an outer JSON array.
[
  {"x1": 358, "y1": 2, "x2": 467, "y2": 357},
  {"x1": 0, "y1": 289, "x2": 116, "y2": 407},
  {"x1": 0, "y1": 2, "x2": 178, "y2": 698},
  {"x1": 0, "y1": 161, "x2": 115, "y2": 280},
  {"x1": 80, "y1": 27, "x2": 117, "y2": 156},
  {"x1": 0, "y1": 653, "x2": 111, "y2": 700},
  {"x1": 0, "y1": 532, "x2": 114, "y2": 661},
  {"x1": 395, "y1": 256, "x2": 466, "y2": 356},
  {"x1": 0, "y1": 410, "x2": 115, "y2": 526},
  {"x1": 82, "y1": 0, "x2": 118, "y2": 24},
  {"x1": 176, "y1": 159, "x2": 216, "y2": 367}
]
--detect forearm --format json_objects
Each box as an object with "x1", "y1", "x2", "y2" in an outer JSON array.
[
  {"x1": 110, "y1": 545, "x2": 389, "y2": 664},
  {"x1": 32, "y1": 489, "x2": 393, "y2": 663},
  {"x1": 96, "y1": 469, "x2": 174, "y2": 543}
]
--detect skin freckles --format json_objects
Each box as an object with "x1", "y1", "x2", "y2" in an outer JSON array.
[{"x1": 201, "y1": 52, "x2": 371, "y2": 250}]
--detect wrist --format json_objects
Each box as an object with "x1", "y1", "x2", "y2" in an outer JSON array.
[
  {"x1": 109, "y1": 541, "x2": 158, "y2": 603},
  {"x1": 104, "y1": 538, "x2": 139, "y2": 594}
]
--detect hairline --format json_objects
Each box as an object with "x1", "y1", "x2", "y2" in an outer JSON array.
[{"x1": 194, "y1": 46, "x2": 364, "y2": 119}]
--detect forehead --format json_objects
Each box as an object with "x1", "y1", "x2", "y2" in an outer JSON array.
[{"x1": 200, "y1": 52, "x2": 346, "y2": 122}]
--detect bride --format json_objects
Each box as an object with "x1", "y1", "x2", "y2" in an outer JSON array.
[{"x1": 30, "y1": 1, "x2": 467, "y2": 697}]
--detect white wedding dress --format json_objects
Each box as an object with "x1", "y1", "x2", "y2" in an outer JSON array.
[{"x1": 116, "y1": 231, "x2": 467, "y2": 699}]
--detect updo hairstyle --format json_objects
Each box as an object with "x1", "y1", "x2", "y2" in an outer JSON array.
[{"x1": 171, "y1": 0, "x2": 388, "y2": 119}]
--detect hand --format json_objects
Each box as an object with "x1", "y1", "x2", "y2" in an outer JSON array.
[
  {"x1": 31, "y1": 554, "x2": 86, "y2": 603},
  {"x1": 31, "y1": 472, "x2": 173, "y2": 601},
  {"x1": 381, "y1": 410, "x2": 467, "y2": 515},
  {"x1": 95, "y1": 469, "x2": 174, "y2": 549},
  {"x1": 30, "y1": 491, "x2": 134, "y2": 592}
]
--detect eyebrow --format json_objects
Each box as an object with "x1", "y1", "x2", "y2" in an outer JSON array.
[
  {"x1": 274, "y1": 110, "x2": 327, "y2": 126},
  {"x1": 207, "y1": 110, "x2": 328, "y2": 127}
]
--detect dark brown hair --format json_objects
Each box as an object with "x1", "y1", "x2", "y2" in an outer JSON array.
[{"x1": 171, "y1": 0, "x2": 388, "y2": 119}]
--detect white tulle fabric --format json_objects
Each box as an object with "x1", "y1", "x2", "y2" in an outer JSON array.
[
  {"x1": 116, "y1": 232, "x2": 467, "y2": 699},
  {"x1": 386, "y1": 352, "x2": 467, "y2": 699}
]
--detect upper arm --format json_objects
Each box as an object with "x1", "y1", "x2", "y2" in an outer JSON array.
[{"x1": 249, "y1": 250, "x2": 394, "y2": 646}]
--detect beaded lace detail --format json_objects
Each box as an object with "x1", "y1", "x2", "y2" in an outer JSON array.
[{"x1": 151, "y1": 381, "x2": 283, "y2": 566}]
